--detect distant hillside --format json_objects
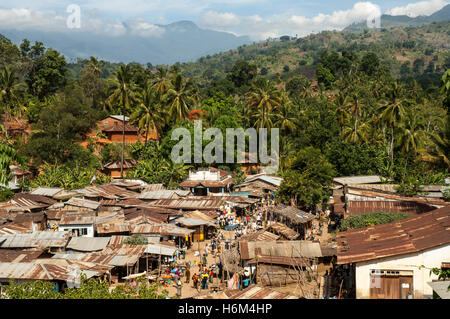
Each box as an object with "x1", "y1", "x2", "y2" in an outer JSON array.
[
  {"x1": 180, "y1": 21, "x2": 450, "y2": 88},
  {"x1": 344, "y1": 4, "x2": 450, "y2": 33},
  {"x1": 0, "y1": 20, "x2": 251, "y2": 65}
]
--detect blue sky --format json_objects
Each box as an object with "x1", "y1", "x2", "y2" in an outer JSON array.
[{"x1": 0, "y1": 0, "x2": 448, "y2": 39}]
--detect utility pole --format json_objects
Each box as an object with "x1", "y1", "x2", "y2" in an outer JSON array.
[{"x1": 121, "y1": 113, "x2": 125, "y2": 180}]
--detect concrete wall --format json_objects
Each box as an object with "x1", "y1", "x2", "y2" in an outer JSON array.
[{"x1": 355, "y1": 243, "x2": 450, "y2": 299}]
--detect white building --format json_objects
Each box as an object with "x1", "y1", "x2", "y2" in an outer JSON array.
[{"x1": 338, "y1": 205, "x2": 450, "y2": 299}]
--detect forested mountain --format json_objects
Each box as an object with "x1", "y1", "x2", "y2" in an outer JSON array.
[
  {"x1": 179, "y1": 21, "x2": 450, "y2": 89},
  {"x1": 344, "y1": 4, "x2": 450, "y2": 32},
  {"x1": 0, "y1": 20, "x2": 251, "y2": 65}
]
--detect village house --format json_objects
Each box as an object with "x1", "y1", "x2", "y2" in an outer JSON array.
[
  {"x1": 103, "y1": 159, "x2": 138, "y2": 179},
  {"x1": 58, "y1": 211, "x2": 96, "y2": 237},
  {"x1": 179, "y1": 167, "x2": 234, "y2": 196},
  {"x1": 270, "y1": 205, "x2": 315, "y2": 240},
  {"x1": 337, "y1": 205, "x2": 450, "y2": 299}
]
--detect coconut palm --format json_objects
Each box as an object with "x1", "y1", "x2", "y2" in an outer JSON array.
[
  {"x1": 131, "y1": 84, "x2": 165, "y2": 147},
  {"x1": 245, "y1": 78, "x2": 282, "y2": 129},
  {"x1": 106, "y1": 64, "x2": 138, "y2": 178},
  {"x1": 153, "y1": 66, "x2": 172, "y2": 94},
  {"x1": 164, "y1": 74, "x2": 195, "y2": 120},
  {"x1": 378, "y1": 81, "x2": 409, "y2": 177}
]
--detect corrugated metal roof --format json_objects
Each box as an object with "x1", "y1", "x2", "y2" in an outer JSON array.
[
  {"x1": 130, "y1": 224, "x2": 195, "y2": 237},
  {"x1": 59, "y1": 211, "x2": 95, "y2": 225},
  {"x1": 0, "y1": 262, "x2": 72, "y2": 281},
  {"x1": 65, "y1": 198, "x2": 100, "y2": 210},
  {"x1": 0, "y1": 231, "x2": 70, "y2": 248},
  {"x1": 238, "y1": 230, "x2": 280, "y2": 242},
  {"x1": 227, "y1": 285, "x2": 298, "y2": 299},
  {"x1": 66, "y1": 237, "x2": 111, "y2": 252},
  {"x1": 239, "y1": 240, "x2": 323, "y2": 260},
  {"x1": 267, "y1": 222, "x2": 300, "y2": 240},
  {"x1": 145, "y1": 243, "x2": 177, "y2": 256},
  {"x1": 137, "y1": 190, "x2": 190, "y2": 200},
  {"x1": 244, "y1": 174, "x2": 283, "y2": 187},
  {"x1": 142, "y1": 184, "x2": 166, "y2": 192},
  {"x1": 333, "y1": 175, "x2": 389, "y2": 185},
  {"x1": 273, "y1": 205, "x2": 315, "y2": 224},
  {"x1": 148, "y1": 198, "x2": 223, "y2": 210},
  {"x1": 179, "y1": 177, "x2": 234, "y2": 188},
  {"x1": 0, "y1": 224, "x2": 30, "y2": 235},
  {"x1": 338, "y1": 205, "x2": 450, "y2": 264},
  {"x1": 174, "y1": 217, "x2": 215, "y2": 227},
  {"x1": 31, "y1": 187, "x2": 63, "y2": 197},
  {"x1": 0, "y1": 249, "x2": 44, "y2": 262}
]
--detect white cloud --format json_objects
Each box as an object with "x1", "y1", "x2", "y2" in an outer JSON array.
[
  {"x1": 385, "y1": 0, "x2": 448, "y2": 17},
  {"x1": 198, "y1": 2, "x2": 382, "y2": 40}
]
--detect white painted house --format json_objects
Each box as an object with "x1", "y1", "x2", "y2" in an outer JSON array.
[
  {"x1": 58, "y1": 211, "x2": 95, "y2": 237},
  {"x1": 338, "y1": 205, "x2": 450, "y2": 299}
]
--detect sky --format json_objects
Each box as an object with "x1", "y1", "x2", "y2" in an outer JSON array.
[{"x1": 0, "y1": 0, "x2": 448, "y2": 40}]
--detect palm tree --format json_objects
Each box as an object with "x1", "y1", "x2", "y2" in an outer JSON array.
[
  {"x1": 334, "y1": 92, "x2": 349, "y2": 135},
  {"x1": 416, "y1": 121, "x2": 450, "y2": 168},
  {"x1": 274, "y1": 94, "x2": 296, "y2": 133},
  {"x1": 346, "y1": 90, "x2": 365, "y2": 143},
  {"x1": 378, "y1": 81, "x2": 408, "y2": 177},
  {"x1": 164, "y1": 74, "x2": 195, "y2": 121},
  {"x1": 106, "y1": 64, "x2": 137, "y2": 178},
  {"x1": 245, "y1": 78, "x2": 282, "y2": 129},
  {"x1": 0, "y1": 67, "x2": 24, "y2": 137},
  {"x1": 397, "y1": 112, "x2": 426, "y2": 157},
  {"x1": 153, "y1": 66, "x2": 172, "y2": 94},
  {"x1": 132, "y1": 84, "x2": 165, "y2": 148}
]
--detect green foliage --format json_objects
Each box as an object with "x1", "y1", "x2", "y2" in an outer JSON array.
[
  {"x1": 3, "y1": 275, "x2": 169, "y2": 299},
  {"x1": 394, "y1": 175, "x2": 426, "y2": 197},
  {"x1": 278, "y1": 147, "x2": 335, "y2": 211},
  {"x1": 339, "y1": 211, "x2": 413, "y2": 231},
  {"x1": 123, "y1": 235, "x2": 148, "y2": 245},
  {"x1": 325, "y1": 141, "x2": 387, "y2": 176},
  {"x1": 29, "y1": 163, "x2": 108, "y2": 190},
  {"x1": 0, "y1": 186, "x2": 13, "y2": 201},
  {"x1": 0, "y1": 142, "x2": 24, "y2": 184}
]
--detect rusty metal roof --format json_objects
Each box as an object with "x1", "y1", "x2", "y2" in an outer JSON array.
[
  {"x1": 148, "y1": 198, "x2": 223, "y2": 210},
  {"x1": 0, "y1": 249, "x2": 44, "y2": 262},
  {"x1": 0, "y1": 231, "x2": 70, "y2": 248},
  {"x1": 273, "y1": 205, "x2": 315, "y2": 224},
  {"x1": 142, "y1": 184, "x2": 166, "y2": 192},
  {"x1": 137, "y1": 190, "x2": 191, "y2": 200},
  {"x1": 267, "y1": 222, "x2": 300, "y2": 240},
  {"x1": 96, "y1": 222, "x2": 131, "y2": 234},
  {"x1": 346, "y1": 187, "x2": 448, "y2": 206},
  {"x1": 347, "y1": 200, "x2": 435, "y2": 216},
  {"x1": 0, "y1": 224, "x2": 30, "y2": 235},
  {"x1": 225, "y1": 285, "x2": 298, "y2": 299},
  {"x1": 174, "y1": 217, "x2": 215, "y2": 227},
  {"x1": 337, "y1": 205, "x2": 450, "y2": 264},
  {"x1": 0, "y1": 262, "x2": 72, "y2": 281},
  {"x1": 239, "y1": 240, "x2": 323, "y2": 260},
  {"x1": 66, "y1": 237, "x2": 111, "y2": 252},
  {"x1": 65, "y1": 198, "x2": 101, "y2": 210},
  {"x1": 130, "y1": 224, "x2": 195, "y2": 237},
  {"x1": 238, "y1": 230, "x2": 280, "y2": 242},
  {"x1": 59, "y1": 211, "x2": 95, "y2": 225}
]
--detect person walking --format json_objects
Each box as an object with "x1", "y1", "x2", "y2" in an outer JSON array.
[
  {"x1": 185, "y1": 267, "x2": 190, "y2": 284},
  {"x1": 176, "y1": 279, "x2": 182, "y2": 298},
  {"x1": 192, "y1": 273, "x2": 199, "y2": 290}
]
